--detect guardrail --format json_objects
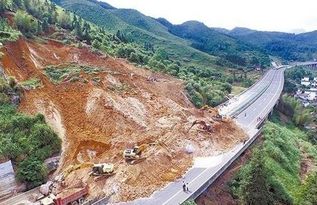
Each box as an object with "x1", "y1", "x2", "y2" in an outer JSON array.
[
  {"x1": 87, "y1": 69, "x2": 283, "y2": 205},
  {"x1": 228, "y1": 77, "x2": 273, "y2": 117},
  {"x1": 186, "y1": 128, "x2": 263, "y2": 201},
  {"x1": 216, "y1": 69, "x2": 269, "y2": 109}
]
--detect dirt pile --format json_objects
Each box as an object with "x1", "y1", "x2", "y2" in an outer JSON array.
[{"x1": 1, "y1": 38, "x2": 247, "y2": 202}]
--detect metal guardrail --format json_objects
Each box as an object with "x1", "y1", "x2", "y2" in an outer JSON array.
[
  {"x1": 187, "y1": 128, "x2": 263, "y2": 201},
  {"x1": 228, "y1": 78, "x2": 273, "y2": 117},
  {"x1": 82, "y1": 69, "x2": 283, "y2": 205},
  {"x1": 216, "y1": 69, "x2": 269, "y2": 109}
]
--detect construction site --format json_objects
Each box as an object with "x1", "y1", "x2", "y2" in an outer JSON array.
[{"x1": 1, "y1": 38, "x2": 247, "y2": 203}]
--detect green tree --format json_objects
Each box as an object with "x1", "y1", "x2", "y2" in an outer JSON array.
[
  {"x1": 57, "y1": 11, "x2": 72, "y2": 29},
  {"x1": 14, "y1": 10, "x2": 37, "y2": 35},
  {"x1": 0, "y1": 0, "x2": 10, "y2": 12},
  {"x1": 16, "y1": 157, "x2": 47, "y2": 189},
  {"x1": 41, "y1": 18, "x2": 49, "y2": 33},
  {"x1": 92, "y1": 39, "x2": 101, "y2": 49}
]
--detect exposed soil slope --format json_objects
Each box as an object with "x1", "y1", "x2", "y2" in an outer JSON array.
[{"x1": 1, "y1": 38, "x2": 246, "y2": 202}]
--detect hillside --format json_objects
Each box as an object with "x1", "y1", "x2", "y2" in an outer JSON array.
[
  {"x1": 0, "y1": 0, "x2": 247, "y2": 203},
  {"x1": 52, "y1": 0, "x2": 271, "y2": 69},
  {"x1": 197, "y1": 120, "x2": 317, "y2": 205},
  {"x1": 157, "y1": 20, "x2": 270, "y2": 67},
  {"x1": 226, "y1": 27, "x2": 317, "y2": 61},
  {"x1": 52, "y1": 0, "x2": 220, "y2": 67}
]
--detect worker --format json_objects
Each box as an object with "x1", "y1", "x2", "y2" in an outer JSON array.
[
  {"x1": 182, "y1": 181, "x2": 186, "y2": 192},
  {"x1": 244, "y1": 113, "x2": 247, "y2": 117},
  {"x1": 186, "y1": 183, "x2": 190, "y2": 192}
]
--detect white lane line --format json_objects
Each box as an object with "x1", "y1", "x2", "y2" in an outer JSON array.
[
  {"x1": 245, "y1": 70, "x2": 284, "y2": 129},
  {"x1": 162, "y1": 70, "x2": 284, "y2": 205}
]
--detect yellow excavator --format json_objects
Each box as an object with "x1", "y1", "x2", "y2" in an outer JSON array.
[
  {"x1": 187, "y1": 120, "x2": 214, "y2": 133},
  {"x1": 123, "y1": 144, "x2": 149, "y2": 164},
  {"x1": 62, "y1": 162, "x2": 94, "y2": 180}
]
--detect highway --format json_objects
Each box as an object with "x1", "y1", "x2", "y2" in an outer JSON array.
[
  {"x1": 116, "y1": 68, "x2": 285, "y2": 205},
  {"x1": 236, "y1": 68, "x2": 284, "y2": 130},
  {"x1": 219, "y1": 69, "x2": 276, "y2": 116},
  {"x1": 2, "y1": 68, "x2": 285, "y2": 205}
]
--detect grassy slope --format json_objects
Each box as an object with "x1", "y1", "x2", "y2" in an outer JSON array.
[
  {"x1": 160, "y1": 21, "x2": 271, "y2": 67},
  {"x1": 53, "y1": 0, "x2": 220, "y2": 68},
  {"x1": 230, "y1": 115, "x2": 317, "y2": 204}
]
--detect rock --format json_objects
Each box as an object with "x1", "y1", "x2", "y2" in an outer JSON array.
[{"x1": 185, "y1": 143, "x2": 195, "y2": 154}]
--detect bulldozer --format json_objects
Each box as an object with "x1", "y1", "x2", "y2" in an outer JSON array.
[
  {"x1": 91, "y1": 163, "x2": 115, "y2": 176},
  {"x1": 123, "y1": 144, "x2": 149, "y2": 164}
]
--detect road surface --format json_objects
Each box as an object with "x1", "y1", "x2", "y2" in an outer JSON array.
[
  {"x1": 117, "y1": 68, "x2": 285, "y2": 205},
  {"x1": 219, "y1": 69, "x2": 276, "y2": 116},
  {"x1": 2, "y1": 68, "x2": 285, "y2": 205}
]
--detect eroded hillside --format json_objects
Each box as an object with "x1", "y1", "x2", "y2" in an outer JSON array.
[{"x1": 1, "y1": 38, "x2": 246, "y2": 202}]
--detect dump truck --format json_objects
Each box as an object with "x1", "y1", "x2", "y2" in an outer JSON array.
[{"x1": 40, "y1": 185, "x2": 88, "y2": 205}]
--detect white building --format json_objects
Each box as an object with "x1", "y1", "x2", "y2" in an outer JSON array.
[
  {"x1": 304, "y1": 90, "x2": 317, "y2": 101},
  {"x1": 301, "y1": 77, "x2": 311, "y2": 86}
]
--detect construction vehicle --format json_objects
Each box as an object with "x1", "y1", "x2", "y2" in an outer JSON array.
[
  {"x1": 212, "y1": 114, "x2": 224, "y2": 122},
  {"x1": 62, "y1": 162, "x2": 94, "y2": 180},
  {"x1": 91, "y1": 163, "x2": 115, "y2": 176},
  {"x1": 40, "y1": 185, "x2": 88, "y2": 205},
  {"x1": 123, "y1": 144, "x2": 149, "y2": 164},
  {"x1": 188, "y1": 120, "x2": 214, "y2": 133}
]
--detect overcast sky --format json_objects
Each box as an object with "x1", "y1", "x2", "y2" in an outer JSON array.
[{"x1": 102, "y1": 0, "x2": 317, "y2": 33}]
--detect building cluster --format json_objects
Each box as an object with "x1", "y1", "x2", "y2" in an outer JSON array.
[{"x1": 295, "y1": 77, "x2": 317, "y2": 107}]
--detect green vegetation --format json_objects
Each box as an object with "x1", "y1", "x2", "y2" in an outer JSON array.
[
  {"x1": 231, "y1": 86, "x2": 247, "y2": 95},
  {"x1": 44, "y1": 64, "x2": 103, "y2": 84},
  {"x1": 14, "y1": 10, "x2": 37, "y2": 36},
  {"x1": 279, "y1": 94, "x2": 313, "y2": 127},
  {"x1": 297, "y1": 172, "x2": 317, "y2": 205},
  {"x1": 227, "y1": 27, "x2": 317, "y2": 62},
  {"x1": 160, "y1": 20, "x2": 270, "y2": 68},
  {"x1": 230, "y1": 120, "x2": 317, "y2": 205},
  {"x1": 0, "y1": 18, "x2": 20, "y2": 43},
  {"x1": 51, "y1": 0, "x2": 270, "y2": 107},
  {"x1": 286, "y1": 66, "x2": 315, "y2": 84},
  {"x1": 20, "y1": 78, "x2": 42, "y2": 90},
  {"x1": 0, "y1": 0, "x2": 267, "y2": 108},
  {"x1": 182, "y1": 199, "x2": 197, "y2": 205},
  {"x1": 0, "y1": 76, "x2": 61, "y2": 189}
]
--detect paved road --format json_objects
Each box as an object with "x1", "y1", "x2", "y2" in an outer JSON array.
[
  {"x1": 236, "y1": 68, "x2": 285, "y2": 129},
  {"x1": 219, "y1": 69, "x2": 276, "y2": 116},
  {"x1": 116, "y1": 68, "x2": 285, "y2": 205},
  {"x1": 0, "y1": 188, "x2": 39, "y2": 205},
  {"x1": 3, "y1": 68, "x2": 285, "y2": 205}
]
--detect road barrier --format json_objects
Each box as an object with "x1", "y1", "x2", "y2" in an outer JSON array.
[
  {"x1": 184, "y1": 128, "x2": 262, "y2": 202},
  {"x1": 228, "y1": 77, "x2": 273, "y2": 117}
]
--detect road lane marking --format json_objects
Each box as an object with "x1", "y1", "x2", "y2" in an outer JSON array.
[
  {"x1": 162, "y1": 69, "x2": 284, "y2": 205},
  {"x1": 245, "y1": 69, "x2": 284, "y2": 129}
]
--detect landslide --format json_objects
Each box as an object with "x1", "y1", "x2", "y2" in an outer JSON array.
[{"x1": 1, "y1": 38, "x2": 246, "y2": 202}]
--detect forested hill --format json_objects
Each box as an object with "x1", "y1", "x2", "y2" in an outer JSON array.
[
  {"x1": 51, "y1": 0, "x2": 271, "y2": 68},
  {"x1": 156, "y1": 19, "x2": 270, "y2": 67},
  {"x1": 222, "y1": 27, "x2": 317, "y2": 61}
]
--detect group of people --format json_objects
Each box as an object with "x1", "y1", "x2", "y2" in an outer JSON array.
[{"x1": 182, "y1": 181, "x2": 190, "y2": 193}]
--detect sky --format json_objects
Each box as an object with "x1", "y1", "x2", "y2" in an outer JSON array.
[{"x1": 102, "y1": 0, "x2": 317, "y2": 33}]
